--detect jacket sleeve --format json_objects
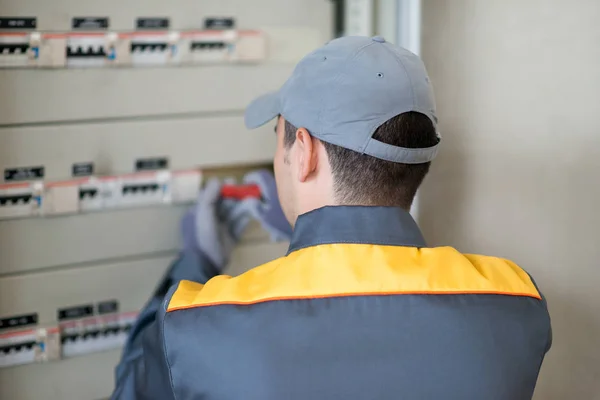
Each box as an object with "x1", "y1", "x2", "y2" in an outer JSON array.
[
  {"x1": 526, "y1": 271, "x2": 553, "y2": 354},
  {"x1": 110, "y1": 249, "x2": 219, "y2": 399}
]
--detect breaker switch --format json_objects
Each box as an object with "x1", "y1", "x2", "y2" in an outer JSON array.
[
  {"x1": 66, "y1": 45, "x2": 107, "y2": 58},
  {"x1": 183, "y1": 30, "x2": 237, "y2": 64},
  {"x1": 78, "y1": 177, "x2": 105, "y2": 211},
  {"x1": 131, "y1": 42, "x2": 168, "y2": 52},
  {"x1": 60, "y1": 311, "x2": 137, "y2": 359},
  {"x1": 0, "y1": 182, "x2": 42, "y2": 220},
  {"x1": 190, "y1": 41, "x2": 227, "y2": 50},
  {"x1": 0, "y1": 194, "x2": 33, "y2": 205},
  {"x1": 79, "y1": 187, "x2": 98, "y2": 200},
  {"x1": 0, "y1": 327, "x2": 61, "y2": 368},
  {"x1": 125, "y1": 32, "x2": 180, "y2": 66},
  {"x1": 117, "y1": 170, "x2": 171, "y2": 208},
  {"x1": 122, "y1": 183, "x2": 160, "y2": 194},
  {"x1": 0, "y1": 33, "x2": 37, "y2": 68},
  {"x1": 1, "y1": 43, "x2": 30, "y2": 54},
  {"x1": 65, "y1": 33, "x2": 115, "y2": 68}
]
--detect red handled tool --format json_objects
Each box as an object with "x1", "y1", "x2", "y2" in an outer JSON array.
[{"x1": 220, "y1": 184, "x2": 261, "y2": 200}]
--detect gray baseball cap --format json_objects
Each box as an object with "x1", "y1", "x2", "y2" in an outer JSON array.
[{"x1": 244, "y1": 35, "x2": 440, "y2": 164}]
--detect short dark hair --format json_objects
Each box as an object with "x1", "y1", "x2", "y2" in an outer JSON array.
[{"x1": 284, "y1": 112, "x2": 438, "y2": 209}]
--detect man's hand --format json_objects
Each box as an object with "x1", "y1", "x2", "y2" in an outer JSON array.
[
  {"x1": 240, "y1": 169, "x2": 293, "y2": 242},
  {"x1": 181, "y1": 177, "x2": 253, "y2": 271}
]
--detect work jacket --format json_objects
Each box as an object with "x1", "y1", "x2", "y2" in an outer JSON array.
[{"x1": 111, "y1": 206, "x2": 552, "y2": 400}]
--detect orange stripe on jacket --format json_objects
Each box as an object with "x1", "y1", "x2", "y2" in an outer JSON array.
[{"x1": 167, "y1": 244, "x2": 541, "y2": 312}]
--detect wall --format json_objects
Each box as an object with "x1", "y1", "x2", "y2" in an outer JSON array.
[{"x1": 420, "y1": 0, "x2": 600, "y2": 399}]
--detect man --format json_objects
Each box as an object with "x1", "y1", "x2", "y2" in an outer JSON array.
[{"x1": 111, "y1": 36, "x2": 552, "y2": 399}]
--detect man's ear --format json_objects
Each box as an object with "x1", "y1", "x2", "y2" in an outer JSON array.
[{"x1": 295, "y1": 127, "x2": 318, "y2": 182}]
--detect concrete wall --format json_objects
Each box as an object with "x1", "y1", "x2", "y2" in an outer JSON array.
[{"x1": 420, "y1": 1, "x2": 600, "y2": 399}]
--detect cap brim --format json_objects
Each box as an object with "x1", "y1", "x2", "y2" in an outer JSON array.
[{"x1": 244, "y1": 91, "x2": 281, "y2": 129}]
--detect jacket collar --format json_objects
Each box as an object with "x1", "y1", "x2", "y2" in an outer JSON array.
[{"x1": 287, "y1": 205, "x2": 427, "y2": 255}]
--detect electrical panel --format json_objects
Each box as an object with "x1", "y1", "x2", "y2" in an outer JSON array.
[
  {"x1": 0, "y1": 169, "x2": 199, "y2": 221},
  {"x1": 0, "y1": 238, "x2": 289, "y2": 399},
  {"x1": 0, "y1": 29, "x2": 268, "y2": 69},
  {"x1": 0, "y1": 1, "x2": 334, "y2": 399}
]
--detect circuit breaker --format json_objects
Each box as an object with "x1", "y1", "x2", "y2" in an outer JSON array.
[
  {"x1": 0, "y1": 32, "x2": 37, "y2": 68},
  {"x1": 0, "y1": 1, "x2": 334, "y2": 399}
]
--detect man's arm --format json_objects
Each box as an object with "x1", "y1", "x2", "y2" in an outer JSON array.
[
  {"x1": 109, "y1": 172, "x2": 291, "y2": 399},
  {"x1": 110, "y1": 287, "x2": 176, "y2": 400},
  {"x1": 110, "y1": 177, "x2": 235, "y2": 399},
  {"x1": 110, "y1": 250, "x2": 218, "y2": 400}
]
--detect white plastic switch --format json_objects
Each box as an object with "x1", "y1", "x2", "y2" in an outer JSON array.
[
  {"x1": 127, "y1": 32, "x2": 181, "y2": 67},
  {"x1": 0, "y1": 182, "x2": 43, "y2": 220},
  {"x1": 236, "y1": 30, "x2": 268, "y2": 63},
  {"x1": 60, "y1": 312, "x2": 137, "y2": 359},
  {"x1": 42, "y1": 181, "x2": 80, "y2": 216},
  {"x1": 37, "y1": 33, "x2": 67, "y2": 68},
  {"x1": 35, "y1": 327, "x2": 62, "y2": 363},
  {"x1": 78, "y1": 177, "x2": 104, "y2": 212},
  {"x1": 171, "y1": 170, "x2": 202, "y2": 203},
  {"x1": 110, "y1": 33, "x2": 133, "y2": 66},
  {"x1": 0, "y1": 327, "x2": 61, "y2": 369},
  {"x1": 0, "y1": 33, "x2": 37, "y2": 68}
]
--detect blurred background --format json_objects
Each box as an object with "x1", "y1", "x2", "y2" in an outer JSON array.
[{"x1": 0, "y1": 0, "x2": 598, "y2": 399}]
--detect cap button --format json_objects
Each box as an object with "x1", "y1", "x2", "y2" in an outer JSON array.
[{"x1": 372, "y1": 36, "x2": 386, "y2": 43}]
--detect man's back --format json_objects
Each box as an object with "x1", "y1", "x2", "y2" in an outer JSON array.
[
  {"x1": 111, "y1": 35, "x2": 551, "y2": 400},
  {"x1": 151, "y1": 206, "x2": 551, "y2": 400}
]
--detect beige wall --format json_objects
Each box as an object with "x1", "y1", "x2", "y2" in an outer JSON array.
[{"x1": 420, "y1": 1, "x2": 600, "y2": 399}]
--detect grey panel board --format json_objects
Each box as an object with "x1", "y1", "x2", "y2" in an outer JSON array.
[
  {"x1": 0, "y1": 348, "x2": 121, "y2": 400},
  {"x1": 0, "y1": 64, "x2": 294, "y2": 125},
  {"x1": 0, "y1": 240, "x2": 287, "y2": 324},
  {"x1": 0, "y1": 239, "x2": 288, "y2": 400},
  {"x1": 0, "y1": 0, "x2": 334, "y2": 32},
  {"x1": 0, "y1": 203, "x2": 271, "y2": 275},
  {"x1": 0, "y1": 254, "x2": 173, "y2": 325},
  {"x1": 0, "y1": 114, "x2": 276, "y2": 182}
]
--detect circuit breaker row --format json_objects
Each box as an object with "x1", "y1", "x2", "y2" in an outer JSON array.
[
  {"x1": 0, "y1": 310, "x2": 137, "y2": 369},
  {"x1": 0, "y1": 29, "x2": 267, "y2": 68},
  {"x1": 0, "y1": 169, "x2": 202, "y2": 220}
]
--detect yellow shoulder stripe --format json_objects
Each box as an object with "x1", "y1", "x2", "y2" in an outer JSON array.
[{"x1": 167, "y1": 244, "x2": 541, "y2": 312}]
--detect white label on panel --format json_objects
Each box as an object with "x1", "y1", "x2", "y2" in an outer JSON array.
[
  {"x1": 171, "y1": 170, "x2": 202, "y2": 203},
  {"x1": 236, "y1": 30, "x2": 268, "y2": 63},
  {"x1": 42, "y1": 182, "x2": 80, "y2": 216},
  {"x1": 38, "y1": 34, "x2": 67, "y2": 68}
]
